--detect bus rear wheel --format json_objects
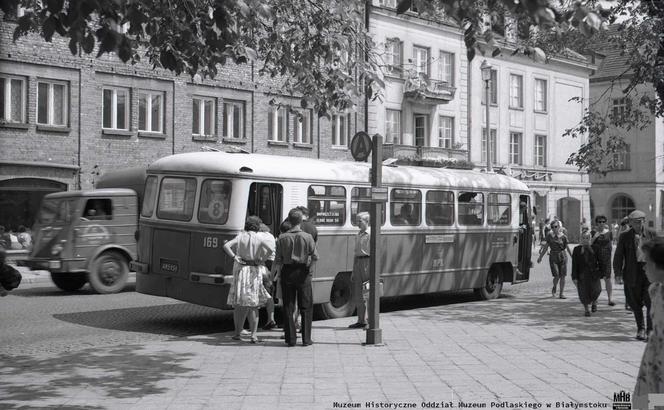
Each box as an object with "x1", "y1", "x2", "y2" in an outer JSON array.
[
  {"x1": 51, "y1": 272, "x2": 87, "y2": 291},
  {"x1": 315, "y1": 272, "x2": 354, "y2": 319},
  {"x1": 89, "y1": 251, "x2": 129, "y2": 294},
  {"x1": 474, "y1": 267, "x2": 503, "y2": 300}
]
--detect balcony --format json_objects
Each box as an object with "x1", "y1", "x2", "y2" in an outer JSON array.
[
  {"x1": 403, "y1": 72, "x2": 456, "y2": 105},
  {"x1": 383, "y1": 144, "x2": 468, "y2": 162}
]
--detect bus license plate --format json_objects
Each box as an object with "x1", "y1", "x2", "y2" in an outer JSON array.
[{"x1": 160, "y1": 258, "x2": 179, "y2": 273}]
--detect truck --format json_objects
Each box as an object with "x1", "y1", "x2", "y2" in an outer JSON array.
[{"x1": 25, "y1": 168, "x2": 145, "y2": 293}]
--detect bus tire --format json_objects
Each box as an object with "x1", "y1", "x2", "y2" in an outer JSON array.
[
  {"x1": 474, "y1": 267, "x2": 503, "y2": 300},
  {"x1": 51, "y1": 272, "x2": 87, "y2": 291},
  {"x1": 89, "y1": 251, "x2": 129, "y2": 294},
  {"x1": 315, "y1": 272, "x2": 354, "y2": 319}
]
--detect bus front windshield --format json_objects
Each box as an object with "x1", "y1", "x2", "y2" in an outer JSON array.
[{"x1": 37, "y1": 198, "x2": 76, "y2": 225}]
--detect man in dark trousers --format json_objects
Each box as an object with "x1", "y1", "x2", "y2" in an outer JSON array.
[
  {"x1": 613, "y1": 210, "x2": 657, "y2": 340},
  {"x1": 274, "y1": 209, "x2": 318, "y2": 346}
]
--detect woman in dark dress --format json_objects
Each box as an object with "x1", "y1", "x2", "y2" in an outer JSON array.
[
  {"x1": 572, "y1": 231, "x2": 603, "y2": 316},
  {"x1": 538, "y1": 220, "x2": 573, "y2": 299},
  {"x1": 591, "y1": 215, "x2": 615, "y2": 306}
]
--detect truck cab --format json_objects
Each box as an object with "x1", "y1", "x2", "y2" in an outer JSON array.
[{"x1": 26, "y1": 189, "x2": 138, "y2": 293}]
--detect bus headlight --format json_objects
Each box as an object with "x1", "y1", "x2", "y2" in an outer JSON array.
[{"x1": 51, "y1": 240, "x2": 66, "y2": 256}]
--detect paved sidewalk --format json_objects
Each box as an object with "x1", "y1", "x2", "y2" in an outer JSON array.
[{"x1": 0, "y1": 282, "x2": 644, "y2": 410}]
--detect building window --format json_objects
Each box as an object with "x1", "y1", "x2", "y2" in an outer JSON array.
[
  {"x1": 509, "y1": 74, "x2": 523, "y2": 109},
  {"x1": 413, "y1": 46, "x2": 429, "y2": 77},
  {"x1": 438, "y1": 116, "x2": 454, "y2": 149},
  {"x1": 192, "y1": 96, "x2": 215, "y2": 136},
  {"x1": 509, "y1": 132, "x2": 522, "y2": 165},
  {"x1": 611, "y1": 194, "x2": 635, "y2": 222},
  {"x1": 379, "y1": 0, "x2": 397, "y2": 7},
  {"x1": 534, "y1": 134, "x2": 547, "y2": 167},
  {"x1": 102, "y1": 87, "x2": 129, "y2": 130},
  {"x1": 37, "y1": 80, "x2": 68, "y2": 127},
  {"x1": 384, "y1": 38, "x2": 402, "y2": 75},
  {"x1": 612, "y1": 98, "x2": 628, "y2": 123},
  {"x1": 331, "y1": 114, "x2": 349, "y2": 146},
  {"x1": 0, "y1": 75, "x2": 26, "y2": 123},
  {"x1": 294, "y1": 110, "x2": 311, "y2": 144},
  {"x1": 534, "y1": 79, "x2": 547, "y2": 112},
  {"x1": 385, "y1": 109, "x2": 401, "y2": 144},
  {"x1": 414, "y1": 114, "x2": 428, "y2": 147},
  {"x1": 268, "y1": 106, "x2": 288, "y2": 142},
  {"x1": 611, "y1": 144, "x2": 631, "y2": 170},
  {"x1": 138, "y1": 91, "x2": 163, "y2": 133},
  {"x1": 481, "y1": 128, "x2": 497, "y2": 164},
  {"x1": 481, "y1": 69, "x2": 498, "y2": 105},
  {"x1": 438, "y1": 51, "x2": 454, "y2": 85},
  {"x1": 223, "y1": 100, "x2": 245, "y2": 139}
]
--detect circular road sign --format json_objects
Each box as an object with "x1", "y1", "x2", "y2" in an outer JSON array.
[{"x1": 350, "y1": 131, "x2": 372, "y2": 162}]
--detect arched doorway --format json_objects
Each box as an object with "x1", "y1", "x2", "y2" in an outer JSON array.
[
  {"x1": 557, "y1": 197, "x2": 581, "y2": 243},
  {"x1": 0, "y1": 178, "x2": 67, "y2": 231},
  {"x1": 610, "y1": 194, "x2": 635, "y2": 222}
]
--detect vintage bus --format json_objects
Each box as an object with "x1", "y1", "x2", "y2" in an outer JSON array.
[{"x1": 132, "y1": 151, "x2": 533, "y2": 318}]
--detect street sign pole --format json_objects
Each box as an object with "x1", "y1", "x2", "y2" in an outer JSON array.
[{"x1": 366, "y1": 133, "x2": 383, "y2": 345}]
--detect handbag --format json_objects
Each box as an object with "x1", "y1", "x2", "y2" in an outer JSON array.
[{"x1": 0, "y1": 263, "x2": 22, "y2": 290}]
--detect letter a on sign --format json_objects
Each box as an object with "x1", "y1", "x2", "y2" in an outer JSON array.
[{"x1": 350, "y1": 131, "x2": 372, "y2": 162}]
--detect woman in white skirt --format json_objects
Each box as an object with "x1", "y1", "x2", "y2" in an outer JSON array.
[{"x1": 224, "y1": 216, "x2": 274, "y2": 343}]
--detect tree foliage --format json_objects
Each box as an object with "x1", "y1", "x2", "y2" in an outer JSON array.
[{"x1": 2, "y1": 0, "x2": 383, "y2": 116}]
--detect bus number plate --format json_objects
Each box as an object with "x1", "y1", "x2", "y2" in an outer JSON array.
[
  {"x1": 160, "y1": 259, "x2": 179, "y2": 273},
  {"x1": 203, "y1": 236, "x2": 219, "y2": 248}
]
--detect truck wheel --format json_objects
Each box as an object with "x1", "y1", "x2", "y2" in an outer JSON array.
[
  {"x1": 474, "y1": 267, "x2": 503, "y2": 300},
  {"x1": 315, "y1": 272, "x2": 355, "y2": 319},
  {"x1": 51, "y1": 272, "x2": 87, "y2": 291},
  {"x1": 89, "y1": 251, "x2": 129, "y2": 294}
]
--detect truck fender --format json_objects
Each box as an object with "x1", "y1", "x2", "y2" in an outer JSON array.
[{"x1": 86, "y1": 244, "x2": 133, "y2": 272}]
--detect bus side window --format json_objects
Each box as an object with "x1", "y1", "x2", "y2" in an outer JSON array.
[
  {"x1": 458, "y1": 192, "x2": 484, "y2": 225},
  {"x1": 390, "y1": 189, "x2": 421, "y2": 226},
  {"x1": 350, "y1": 187, "x2": 386, "y2": 226},
  {"x1": 426, "y1": 190, "x2": 454, "y2": 226},
  {"x1": 487, "y1": 193, "x2": 511, "y2": 225},
  {"x1": 307, "y1": 185, "x2": 346, "y2": 226},
  {"x1": 83, "y1": 199, "x2": 113, "y2": 220}
]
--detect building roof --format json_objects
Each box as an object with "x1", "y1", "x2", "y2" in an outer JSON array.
[
  {"x1": 148, "y1": 151, "x2": 531, "y2": 192},
  {"x1": 590, "y1": 25, "x2": 631, "y2": 82}
]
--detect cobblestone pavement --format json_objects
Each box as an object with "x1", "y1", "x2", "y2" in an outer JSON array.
[{"x1": 0, "y1": 251, "x2": 646, "y2": 410}]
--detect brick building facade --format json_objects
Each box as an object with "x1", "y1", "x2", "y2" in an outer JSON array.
[{"x1": 0, "y1": 12, "x2": 361, "y2": 230}]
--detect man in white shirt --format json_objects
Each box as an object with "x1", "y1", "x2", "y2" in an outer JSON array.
[{"x1": 349, "y1": 212, "x2": 370, "y2": 329}]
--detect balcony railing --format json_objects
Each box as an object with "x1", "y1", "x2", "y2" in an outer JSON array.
[
  {"x1": 403, "y1": 71, "x2": 456, "y2": 105},
  {"x1": 383, "y1": 144, "x2": 467, "y2": 162}
]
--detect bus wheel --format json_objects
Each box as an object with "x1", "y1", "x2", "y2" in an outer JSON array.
[
  {"x1": 316, "y1": 272, "x2": 354, "y2": 319},
  {"x1": 51, "y1": 273, "x2": 87, "y2": 291},
  {"x1": 89, "y1": 251, "x2": 129, "y2": 294},
  {"x1": 474, "y1": 267, "x2": 503, "y2": 300}
]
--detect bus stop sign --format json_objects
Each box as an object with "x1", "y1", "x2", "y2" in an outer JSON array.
[{"x1": 350, "y1": 131, "x2": 372, "y2": 162}]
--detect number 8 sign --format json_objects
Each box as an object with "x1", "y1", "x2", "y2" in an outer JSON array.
[{"x1": 207, "y1": 199, "x2": 225, "y2": 220}]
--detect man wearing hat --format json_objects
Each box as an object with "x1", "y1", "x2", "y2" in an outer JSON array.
[{"x1": 613, "y1": 210, "x2": 657, "y2": 340}]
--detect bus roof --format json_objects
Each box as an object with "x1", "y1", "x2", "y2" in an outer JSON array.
[
  {"x1": 148, "y1": 152, "x2": 531, "y2": 192},
  {"x1": 44, "y1": 188, "x2": 137, "y2": 199}
]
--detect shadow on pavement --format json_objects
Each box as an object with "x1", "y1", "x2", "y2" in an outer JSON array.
[
  {"x1": 396, "y1": 290, "x2": 638, "y2": 342},
  {"x1": 53, "y1": 304, "x2": 234, "y2": 337},
  {"x1": 0, "y1": 345, "x2": 197, "y2": 409},
  {"x1": 12, "y1": 283, "x2": 137, "y2": 297}
]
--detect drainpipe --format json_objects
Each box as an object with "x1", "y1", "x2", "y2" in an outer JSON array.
[{"x1": 77, "y1": 68, "x2": 82, "y2": 189}]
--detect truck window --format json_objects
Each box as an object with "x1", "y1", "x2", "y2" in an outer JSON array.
[{"x1": 83, "y1": 198, "x2": 113, "y2": 220}]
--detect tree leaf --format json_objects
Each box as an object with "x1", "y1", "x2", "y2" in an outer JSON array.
[
  {"x1": 396, "y1": 0, "x2": 412, "y2": 15},
  {"x1": 82, "y1": 33, "x2": 95, "y2": 54},
  {"x1": 245, "y1": 46, "x2": 258, "y2": 62},
  {"x1": 43, "y1": 17, "x2": 56, "y2": 41},
  {"x1": 68, "y1": 37, "x2": 78, "y2": 55},
  {"x1": 466, "y1": 46, "x2": 475, "y2": 62},
  {"x1": 491, "y1": 47, "x2": 501, "y2": 57}
]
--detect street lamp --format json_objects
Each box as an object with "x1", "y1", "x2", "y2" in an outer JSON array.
[{"x1": 480, "y1": 60, "x2": 493, "y2": 173}]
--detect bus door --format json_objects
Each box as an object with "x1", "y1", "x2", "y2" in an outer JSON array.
[
  {"x1": 515, "y1": 194, "x2": 532, "y2": 282},
  {"x1": 247, "y1": 183, "x2": 283, "y2": 235}
]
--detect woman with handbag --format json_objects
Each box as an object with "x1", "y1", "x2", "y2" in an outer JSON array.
[
  {"x1": 572, "y1": 231, "x2": 603, "y2": 316},
  {"x1": 223, "y1": 216, "x2": 274, "y2": 343},
  {"x1": 538, "y1": 220, "x2": 573, "y2": 299}
]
